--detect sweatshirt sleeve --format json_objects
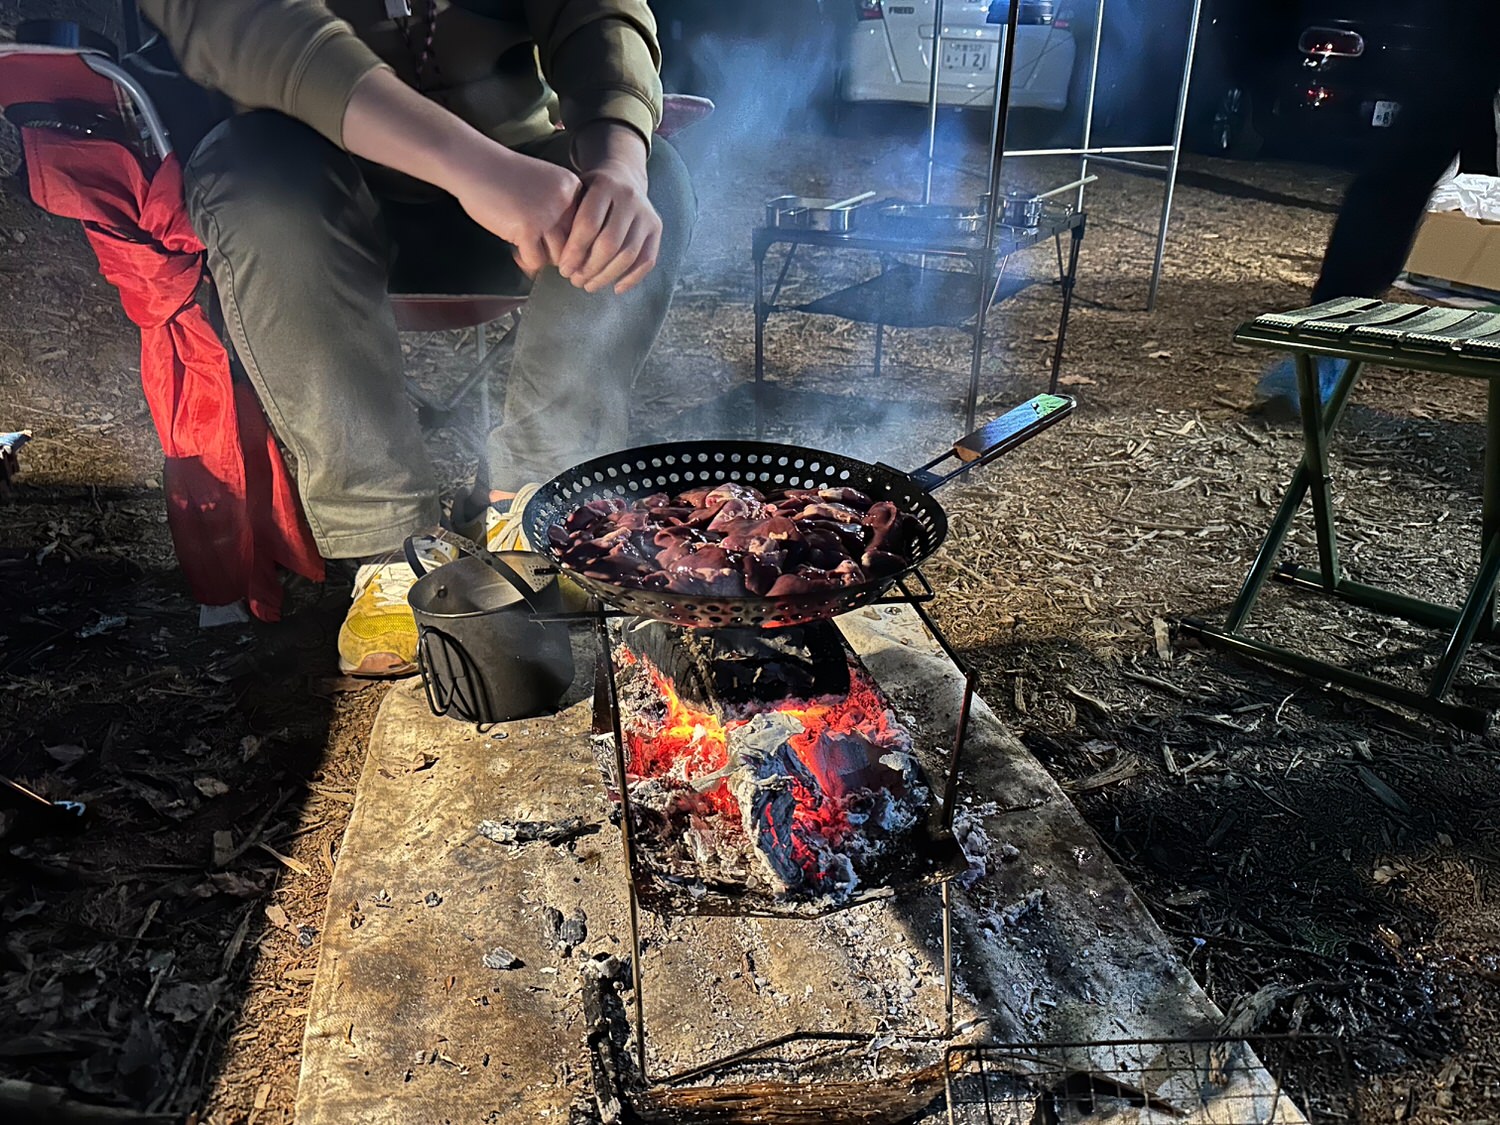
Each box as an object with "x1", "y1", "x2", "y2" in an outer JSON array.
[
  {"x1": 525, "y1": 0, "x2": 662, "y2": 149},
  {"x1": 138, "y1": 0, "x2": 387, "y2": 146}
]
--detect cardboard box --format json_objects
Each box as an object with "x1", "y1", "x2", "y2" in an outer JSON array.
[{"x1": 1404, "y1": 209, "x2": 1500, "y2": 296}]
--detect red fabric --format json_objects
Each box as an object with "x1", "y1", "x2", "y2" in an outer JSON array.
[
  {"x1": 21, "y1": 129, "x2": 324, "y2": 620},
  {"x1": 0, "y1": 48, "x2": 119, "y2": 107}
]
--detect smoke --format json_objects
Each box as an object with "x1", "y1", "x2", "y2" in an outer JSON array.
[
  {"x1": 647, "y1": 8, "x2": 987, "y2": 457},
  {"x1": 645, "y1": 2, "x2": 1206, "y2": 455},
  {"x1": 662, "y1": 22, "x2": 840, "y2": 177}
]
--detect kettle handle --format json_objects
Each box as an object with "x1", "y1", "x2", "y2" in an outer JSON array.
[{"x1": 403, "y1": 533, "x2": 547, "y2": 614}]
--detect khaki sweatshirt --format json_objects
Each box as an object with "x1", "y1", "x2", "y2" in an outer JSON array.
[{"x1": 138, "y1": 0, "x2": 662, "y2": 153}]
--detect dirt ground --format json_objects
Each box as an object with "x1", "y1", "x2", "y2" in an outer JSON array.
[{"x1": 4, "y1": 12, "x2": 1500, "y2": 1125}]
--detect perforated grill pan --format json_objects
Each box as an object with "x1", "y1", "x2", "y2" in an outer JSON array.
[
  {"x1": 520, "y1": 440, "x2": 939, "y2": 628},
  {"x1": 522, "y1": 394, "x2": 1075, "y2": 629}
]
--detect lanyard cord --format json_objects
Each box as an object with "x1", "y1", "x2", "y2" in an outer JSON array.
[{"x1": 396, "y1": 0, "x2": 446, "y2": 96}]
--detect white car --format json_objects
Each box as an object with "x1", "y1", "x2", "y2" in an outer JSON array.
[{"x1": 842, "y1": 0, "x2": 1078, "y2": 112}]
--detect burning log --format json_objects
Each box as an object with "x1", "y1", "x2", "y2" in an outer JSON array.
[
  {"x1": 609, "y1": 623, "x2": 931, "y2": 907},
  {"x1": 621, "y1": 620, "x2": 850, "y2": 707}
]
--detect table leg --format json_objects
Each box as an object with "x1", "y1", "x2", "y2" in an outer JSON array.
[
  {"x1": 1049, "y1": 225, "x2": 1083, "y2": 395},
  {"x1": 1223, "y1": 356, "x2": 1361, "y2": 632},
  {"x1": 1296, "y1": 352, "x2": 1342, "y2": 590},
  {"x1": 753, "y1": 248, "x2": 766, "y2": 389},
  {"x1": 753, "y1": 249, "x2": 769, "y2": 439},
  {"x1": 1429, "y1": 379, "x2": 1500, "y2": 696},
  {"x1": 1485, "y1": 378, "x2": 1500, "y2": 636}
]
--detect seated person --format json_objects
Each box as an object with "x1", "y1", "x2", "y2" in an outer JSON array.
[{"x1": 140, "y1": 0, "x2": 695, "y2": 674}]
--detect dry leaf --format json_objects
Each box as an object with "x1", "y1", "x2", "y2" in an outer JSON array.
[
  {"x1": 44, "y1": 744, "x2": 87, "y2": 766},
  {"x1": 265, "y1": 904, "x2": 292, "y2": 931},
  {"x1": 1152, "y1": 617, "x2": 1174, "y2": 663},
  {"x1": 1057, "y1": 373, "x2": 1097, "y2": 387},
  {"x1": 194, "y1": 777, "x2": 230, "y2": 798}
]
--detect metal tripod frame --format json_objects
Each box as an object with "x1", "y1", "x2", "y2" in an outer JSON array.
[{"x1": 591, "y1": 581, "x2": 977, "y2": 1084}]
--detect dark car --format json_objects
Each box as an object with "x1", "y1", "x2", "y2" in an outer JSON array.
[{"x1": 1188, "y1": 0, "x2": 1478, "y2": 161}]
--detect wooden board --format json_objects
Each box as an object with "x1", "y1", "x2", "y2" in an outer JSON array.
[{"x1": 297, "y1": 607, "x2": 1298, "y2": 1124}]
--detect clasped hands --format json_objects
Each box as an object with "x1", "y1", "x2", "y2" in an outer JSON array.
[{"x1": 448, "y1": 122, "x2": 660, "y2": 296}]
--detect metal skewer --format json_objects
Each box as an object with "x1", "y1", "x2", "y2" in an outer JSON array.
[
  {"x1": 827, "y1": 190, "x2": 878, "y2": 210},
  {"x1": 1032, "y1": 175, "x2": 1098, "y2": 202}
]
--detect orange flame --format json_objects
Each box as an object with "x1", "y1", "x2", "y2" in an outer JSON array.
[{"x1": 621, "y1": 649, "x2": 911, "y2": 887}]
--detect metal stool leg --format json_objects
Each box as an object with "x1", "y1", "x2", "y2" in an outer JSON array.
[
  {"x1": 1185, "y1": 353, "x2": 1499, "y2": 729},
  {"x1": 1221, "y1": 358, "x2": 1361, "y2": 632}
]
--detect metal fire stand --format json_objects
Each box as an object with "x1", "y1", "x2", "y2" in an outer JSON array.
[{"x1": 591, "y1": 578, "x2": 979, "y2": 1083}]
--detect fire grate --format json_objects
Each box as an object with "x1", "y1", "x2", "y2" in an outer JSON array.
[
  {"x1": 590, "y1": 1033, "x2": 1353, "y2": 1125},
  {"x1": 944, "y1": 1035, "x2": 1354, "y2": 1125},
  {"x1": 590, "y1": 578, "x2": 980, "y2": 1080},
  {"x1": 582, "y1": 1038, "x2": 1350, "y2": 1122}
]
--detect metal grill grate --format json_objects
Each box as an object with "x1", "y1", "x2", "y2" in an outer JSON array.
[{"x1": 944, "y1": 1036, "x2": 1354, "y2": 1125}]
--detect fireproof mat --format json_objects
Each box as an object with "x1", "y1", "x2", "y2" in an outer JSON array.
[{"x1": 297, "y1": 606, "x2": 1300, "y2": 1124}]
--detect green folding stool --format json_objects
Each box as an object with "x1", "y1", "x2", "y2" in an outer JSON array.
[{"x1": 1184, "y1": 297, "x2": 1500, "y2": 731}]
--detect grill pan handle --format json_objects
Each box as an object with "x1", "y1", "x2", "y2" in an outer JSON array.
[
  {"x1": 403, "y1": 532, "x2": 548, "y2": 615},
  {"x1": 907, "y1": 393, "x2": 1075, "y2": 491}
]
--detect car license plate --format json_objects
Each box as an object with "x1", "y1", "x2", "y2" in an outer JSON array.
[
  {"x1": 1371, "y1": 100, "x2": 1399, "y2": 127},
  {"x1": 941, "y1": 41, "x2": 992, "y2": 73}
]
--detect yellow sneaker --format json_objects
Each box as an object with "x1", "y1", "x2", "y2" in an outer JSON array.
[
  {"x1": 481, "y1": 481, "x2": 544, "y2": 552},
  {"x1": 336, "y1": 534, "x2": 459, "y2": 677},
  {"x1": 463, "y1": 482, "x2": 590, "y2": 612}
]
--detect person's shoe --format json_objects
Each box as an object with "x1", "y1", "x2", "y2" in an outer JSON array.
[
  {"x1": 460, "y1": 482, "x2": 596, "y2": 612},
  {"x1": 1250, "y1": 357, "x2": 1349, "y2": 420},
  {"x1": 454, "y1": 481, "x2": 545, "y2": 552},
  {"x1": 336, "y1": 533, "x2": 459, "y2": 677}
]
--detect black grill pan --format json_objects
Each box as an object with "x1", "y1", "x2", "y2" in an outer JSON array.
[{"x1": 522, "y1": 393, "x2": 1074, "y2": 628}]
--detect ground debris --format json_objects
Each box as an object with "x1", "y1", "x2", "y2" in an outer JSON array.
[
  {"x1": 476, "y1": 816, "x2": 600, "y2": 848},
  {"x1": 482, "y1": 946, "x2": 523, "y2": 971},
  {"x1": 543, "y1": 906, "x2": 588, "y2": 956}
]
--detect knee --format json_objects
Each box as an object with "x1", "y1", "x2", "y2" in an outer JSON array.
[
  {"x1": 646, "y1": 138, "x2": 697, "y2": 267},
  {"x1": 185, "y1": 111, "x2": 379, "y2": 251}
]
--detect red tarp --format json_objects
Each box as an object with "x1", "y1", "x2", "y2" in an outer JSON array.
[{"x1": 21, "y1": 126, "x2": 324, "y2": 620}]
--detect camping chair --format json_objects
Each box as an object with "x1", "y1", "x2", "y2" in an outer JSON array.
[
  {"x1": 0, "y1": 22, "x2": 712, "y2": 615},
  {"x1": 0, "y1": 35, "x2": 325, "y2": 624}
]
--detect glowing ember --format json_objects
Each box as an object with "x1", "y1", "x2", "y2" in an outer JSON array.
[{"x1": 615, "y1": 648, "x2": 929, "y2": 901}]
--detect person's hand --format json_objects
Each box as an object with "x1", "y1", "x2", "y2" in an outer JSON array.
[
  {"x1": 558, "y1": 123, "x2": 661, "y2": 295},
  {"x1": 446, "y1": 146, "x2": 583, "y2": 277},
  {"x1": 342, "y1": 69, "x2": 583, "y2": 276}
]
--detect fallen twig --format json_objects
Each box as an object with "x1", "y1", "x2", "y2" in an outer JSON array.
[
  {"x1": 0, "y1": 1079, "x2": 178, "y2": 1124},
  {"x1": 1121, "y1": 669, "x2": 1192, "y2": 699}
]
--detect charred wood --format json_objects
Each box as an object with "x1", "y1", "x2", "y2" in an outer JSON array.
[{"x1": 619, "y1": 619, "x2": 849, "y2": 710}]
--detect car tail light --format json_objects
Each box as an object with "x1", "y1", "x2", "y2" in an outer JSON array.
[
  {"x1": 855, "y1": 0, "x2": 884, "y2": 20},
  {"x1": 1299, "y1": 27, "x2": 1364, "y2": 57}
]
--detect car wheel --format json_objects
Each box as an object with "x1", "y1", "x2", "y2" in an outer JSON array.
[{"x1": 1206, "y1": 86, "x2": 1263, "y2": 159}]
